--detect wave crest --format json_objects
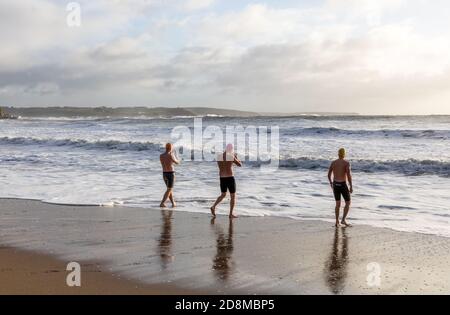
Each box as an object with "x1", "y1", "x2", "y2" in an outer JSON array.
[
  {"x1": 275, "y1": 157, "x2": 450, "y2": 177},
  {"x1": 283, "y1": 127, "x2": 450, "y2": 139},
  {"x1": 0, "y1": 137, "x2": 162, "y2": 152}
]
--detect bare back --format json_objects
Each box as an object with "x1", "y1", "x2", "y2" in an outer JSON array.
[
  {"x1": 217, "y1": 152, "x2": 241, "y2": 178},
  {"x1": 160, "y1": 152, "x2": 176, "y2": 172},
  {"x1": 330, "y1": 159, "x2": 350, "y2": 182}
]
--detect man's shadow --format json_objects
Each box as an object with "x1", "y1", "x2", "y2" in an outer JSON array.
[
  {"x1": 158, "y1": 210, "x2": 174, "y2": 269},
  {"x1": 324, "y1": 227, "x2": 349, "y2": 294},
  {"x1": 211, "y1": 217, "x2": 235, "y2": 282}
]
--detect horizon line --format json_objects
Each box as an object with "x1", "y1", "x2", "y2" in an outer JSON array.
[{"x1": 3, "y1": 105, "x2": 450, "y2": 116}]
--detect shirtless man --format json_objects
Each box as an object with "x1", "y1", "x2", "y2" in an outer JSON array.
[
  {"x1": 210, "y1": 144, "x2": 242, "y2": 219},
  {"x1": 328, "y1": 148, "x2": 353, "y2": 227},
  {"x1": 160, "y1": 143, "x2": 180, "y2": 208}
]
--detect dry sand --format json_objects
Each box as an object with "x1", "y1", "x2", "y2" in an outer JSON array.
[{"x1": 0, "y1": 246, "x2": 199, "y2": 295}]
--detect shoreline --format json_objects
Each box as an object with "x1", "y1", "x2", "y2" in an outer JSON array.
[
  {"x1": 1, "y1": 196, "x2": 448, "y2": 240},
  {"x1": 1, "y1": 198, "x2": 449, "y2": 294}
]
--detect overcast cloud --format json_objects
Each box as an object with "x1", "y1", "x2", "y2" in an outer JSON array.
[{"x1": 1, "y1": 0, "x2": 450, "y2": 114}]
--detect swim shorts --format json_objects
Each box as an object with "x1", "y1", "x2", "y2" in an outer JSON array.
[
  {"x1": 220, "y1": 177, "x2": 236, "y2": 194},
  {"x1": 163, "y1": 172, "x2": 175, "y2": 189},
  {"x1": 333, "y1": 181, "x2": 351, "y2": 202}
]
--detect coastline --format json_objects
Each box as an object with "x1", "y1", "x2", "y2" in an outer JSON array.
[{"x1": 1, "y1": 198, "x2": 449, "y2": 294}]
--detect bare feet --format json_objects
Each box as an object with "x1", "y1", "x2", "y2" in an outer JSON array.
[
  {"x1": 335, "y1": 222, "x2": 341, "y2": 227},
  {"x1": 341, "y1": 221, "x2": 352, "y2": 227},
  {"x1": 229, "y1": 214, "x2": 238, "y2": 219},
  {"x1": 171, "y1": 202, "x2": 177, "y2": 208},
  {"x1": 210, "y1": 207, "x2": 216, "y2": 217},
  {"x1": 160, "y1": 203, "x2": 167, "y2": 208}
]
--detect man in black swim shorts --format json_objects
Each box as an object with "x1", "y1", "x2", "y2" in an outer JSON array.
[
  {"x1": 328, "y1": 148, "x2": 353, "y2": 227},
  {"x1": 160, "y1": 143, "x2": 180, "y2": 208},
  {"x1": 210, "y1": 144, "x2": 242, "y2": 219}
]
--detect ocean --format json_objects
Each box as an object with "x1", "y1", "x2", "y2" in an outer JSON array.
[{"x1": 1, "y1": 113, "x2": 449, "y2": 237}]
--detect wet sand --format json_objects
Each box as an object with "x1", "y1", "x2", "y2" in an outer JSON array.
[{"x1": 0, "y1": 198, "x2": 449, "y2": 294}]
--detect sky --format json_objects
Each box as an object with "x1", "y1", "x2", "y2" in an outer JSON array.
[{"x1": 1, "y1": 0, "x2": 450, "y2": 114}]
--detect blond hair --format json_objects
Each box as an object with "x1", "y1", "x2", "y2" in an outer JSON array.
[{"x1": 338, "y1": 148, "x2": 346, "y2": 159}]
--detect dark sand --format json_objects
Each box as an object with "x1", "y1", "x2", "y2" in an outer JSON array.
[{"x1": 0, "y1": 198, "x2": 449, "y2": 294}]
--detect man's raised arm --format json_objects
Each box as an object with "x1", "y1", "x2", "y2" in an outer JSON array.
[
  {"x1": 171, "y1": 152, "x2": 180, "y2": 165},
  {"x1": 233, "y1": 154, "x2": 242, "y2": 167}
]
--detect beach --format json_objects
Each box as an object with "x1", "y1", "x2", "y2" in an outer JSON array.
[
  {"x1": 2, "y1": 0, "x2": 450, "y2": 298},
  {"x1": 1, "y1": 198, "x2": 449, "y2": 295}
]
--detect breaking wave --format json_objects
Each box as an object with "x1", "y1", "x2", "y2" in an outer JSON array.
[
  {"x1": 275, "y1": 157, "x2": 450, "y2": 177},
  {"x1": 0, "y1": 137, "x2": 162, "y2": 152},
  {"x1": 283, "y1": 127, "x2": 450, "y2": 139}
]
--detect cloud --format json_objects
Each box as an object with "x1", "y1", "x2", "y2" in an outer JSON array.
[
  {"x1": 188, "y1": 4, "x2": 311, "y2": 47},
  {"x1": 326, "y1": 0, "x2": 406, "y2": 26},
  {"x1": 326, "y1": 0, "x2": 406, "y2": 13},
  {"x1": 1, "y1": 0, "x2": 450, "y2": 114},
  {"x1": 184, "y1": 0, "x2": 216, "y2": 11}
]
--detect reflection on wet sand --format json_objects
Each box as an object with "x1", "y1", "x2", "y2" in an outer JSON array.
[
  {"x1": 158, "y1": 210, "x2": 174, "y2": 269},
  {"x1": 211, "y1": 218, "x2": 234, "y2": 281},
  {"x1": 325, "y1": 227, "x2": 349, "y2": 294}
]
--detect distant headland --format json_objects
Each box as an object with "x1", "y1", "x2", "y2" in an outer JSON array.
[
  {"x1": 1, "y1": 106, "x2": 359, "y2": 118},
  {"x1": 0, "y1": 107, "x2": 18, "y2": 119}
]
